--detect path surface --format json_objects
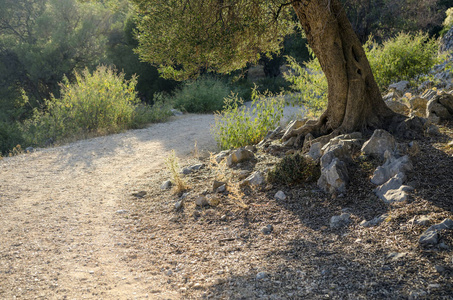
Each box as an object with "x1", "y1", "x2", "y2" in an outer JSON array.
[{"x1": 0, "y1": 114, "x2": 217, "y2": 299}]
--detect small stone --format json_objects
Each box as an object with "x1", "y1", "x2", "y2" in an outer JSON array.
[
  {"x1": 214, "y1": 150, "x2": 230, "y2": 163},
  {"x1": 237, "y1": 170, "x2": 250, "y2": 180},
  {"x1": 360, "y1": 214, "x2": 388, "y2": 227},
  {"x1": 226, "y1": 148, "x2": 254, "y2": 167},
  {"x1": 160, "y1": 180, "x2": 172, "y2": 190},
  {"x1": 434, "y1": 265, "x2": 445, "y2": 273},
  {"x1": 381, "y1": 185, "x2": 413, "y2": 203},
  {"x1": 240, "y1": 171, "x2": 265, "y2": 187},
  {"x1": 25, "y1": 147, "x2": 34, "y2": 153},
  {"x1": 439, "y1": 242, "x2": 449, "y2": 250},
  {"x1": 427, "y1": 284, "x2": 441, "y2": 290},
  {"x1": 371, "y1": 155, "x2": 413, "y2": 185},
  {"x1": 330, "y1": 213, "x2": 351, "y2": 229},
  {"x1": 212, "y1": 180, "x2": 226, "y2": 192},
  {"x1": 216, "y1": 185, "x2": 226, "y2": 193},
  {"x1": 274, "y1": 190, "x2": 286, "y2": 201},
  {"x1": 419, "y1": 230, "x2": 439, "y2": 245},
  {"x1": 426, "y1": 124, "x2": 440, "y2": 136},
  {"x1": 387, "y1": 252, "x2": 407, "y2": 261},
  {"x1": 195, "y1": 196, "x2": 209, "y2": 207},
  {"x1": 389, "y1": 80, "x2": 410, "y2": 94},
  {"x1": 410, "y1": 216, "x2": 430, "y2": 226},
  {"x1": 256, "y1": 272, "x2": 268, "y2": 280},
  {"x1": 181, "y1": 163, "x2": 205, "y2": 175},
  {"x1": 306, "y1": 142, "x2": 322, "y2": 161},
  {"x1": 116, "y1": 209, "x2": 128, "y2": 214},
  {"x1": 318, "y1": 158, "x2": 349, "y2": 194},
  {"x1": 261, "y1": 225, "x2": 273, "y2": 235},
  {"x1": 175, "y1": 200, "x2": 183, "y2": 210},
  {"x1": 192, "y1": 283, "x2": 203, "y2": 289},
  {"x1": 132, "y1": 191, "x2": 147, "y2": 198}
]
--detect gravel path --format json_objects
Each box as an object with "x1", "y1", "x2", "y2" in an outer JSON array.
[{"x1": 0, "y1": 114, "x2": 217, "y2": 299}]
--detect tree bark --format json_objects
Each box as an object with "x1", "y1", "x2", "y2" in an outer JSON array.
[{"x1": 290, "y1": 0, "x2": 399, "y2": 139}]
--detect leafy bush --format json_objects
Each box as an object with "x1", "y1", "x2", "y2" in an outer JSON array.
[
  {"x1": 365, "y1": 32, "x2": 439, "y2": 90},
  {"x1": 0, "y1": 121, "x2": 25, "y2": 155},
  {"x1": 21, "y1": 65, "x2": 169, "y2": 146},
  {"x1": 171, "y1": 77, "x2": 231, "y2": 113},
  {"x1": 284, "y1": 54, "x2": 327, "y2": 117},
  {"x1": 284, "y1": 32, "x2": 439, "y2": 114},
  {"x1": 212, "y1": 89, "x2": 284, "y2": 149},
  {"x1": 267, "y1": 153, "x2": 320, "y2": 186}
]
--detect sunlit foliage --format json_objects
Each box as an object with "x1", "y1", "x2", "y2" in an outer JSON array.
[{"x1": 131, "y1": 0, "x2": 295, "y2": 80}]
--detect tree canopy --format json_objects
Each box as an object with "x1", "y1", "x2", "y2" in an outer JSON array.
[{"x1": 132, "y1": 0, "x2": 295, "y2": 80}]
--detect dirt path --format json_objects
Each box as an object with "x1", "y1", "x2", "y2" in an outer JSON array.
[{"x1": 0, "y1": 114, "x2": 217, "y2": 299}]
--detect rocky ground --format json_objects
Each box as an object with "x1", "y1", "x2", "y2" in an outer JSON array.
[
  {"x1": 118, "y1": 122, "x2": 453, "y2": 299},
  {"x1": 0, "y1": 111, "x2": 452, "y2": 299}
]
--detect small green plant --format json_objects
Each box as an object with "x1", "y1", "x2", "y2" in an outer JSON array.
[
  {"x1": 267, "y1": 153, "x2": 320, "y2": 186},
  {"x1": 364, "y1": 32, "x2": 439, "y2": 90},
  {"x1": 170, "y1": 76, "x2": 232, "y2": 113},
  {"x1": 212, "y1": 88, "x2": 284, "y2": 149},
  {"x1": 166, "y1": 150, "x2": 188, "y2": 193}
]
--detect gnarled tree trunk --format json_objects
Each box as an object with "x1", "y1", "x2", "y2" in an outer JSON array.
[{"x1": 289, "y1": 0, "x2": 400, "y2": 140}]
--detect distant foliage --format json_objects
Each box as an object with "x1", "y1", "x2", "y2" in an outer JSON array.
[
  {"x1": 170, "y1": 77, "x2": 232, "y2": 113},
  {"x1": 212, "y1": 89, "x2": 284, "y2": 149},
  {"x1": 365, "y1": 32, "x2": 439, "y2": 89},
  {"x1": 0, "y1": 121, "x2": 25, "y2": 155},
  {"x1": 22, "y1": 66, "x2": 169, "y2": 146},
  {"x1": 0, "y1": 0, "x2": 112, "y2": 109}
]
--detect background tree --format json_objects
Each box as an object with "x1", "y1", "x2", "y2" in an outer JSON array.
[
  {"x1": 344, "y1": 0, "x2": 453, "y2": 43},
  {"x1": 0, "y1": 0, "x2": 112, "y2": 120},
  {"x1": 132, "y1": 0, "x2": 403, "y2": 139}
]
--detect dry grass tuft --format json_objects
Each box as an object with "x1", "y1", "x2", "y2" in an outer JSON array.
[
  {"x1": 209, "y1": 153, "x2": 249, "y2": 209},
  {"x1": 165, "y1": 150, "x2": 188, "y2": 194}
]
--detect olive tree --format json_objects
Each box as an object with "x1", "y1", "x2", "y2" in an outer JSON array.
[{"x1": 132, "y1": 0, "x2": 405, "y2": 141}]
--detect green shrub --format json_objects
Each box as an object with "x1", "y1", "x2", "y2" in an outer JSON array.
[
  {"x1": 284, "y1": 32, "x2": 439, "y2": 113},
  {"x1": 365, "y1": 32, "x2": 439, "y2": 90},
  {"x1": 0, "y1": 121, "x2": 25, "y2": 155},
  {"x1": 267, "y1": 153, "x2": 320, "y2": 186},
  {"x1": 284, "y1": 54, "x2": 327, "y2": 117},
  {"x1": 212, "y1": 89, "x2": 284, "y2": 149},
  {"x1": 171, "y1": 76, "x2": 231, "y2": 113},
  {"x1": 131, "y1": 98, "x2": 173, "y2": 128},
  {"x1": 21, "y1": 65, "x2": 167, "y2": 146}
]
